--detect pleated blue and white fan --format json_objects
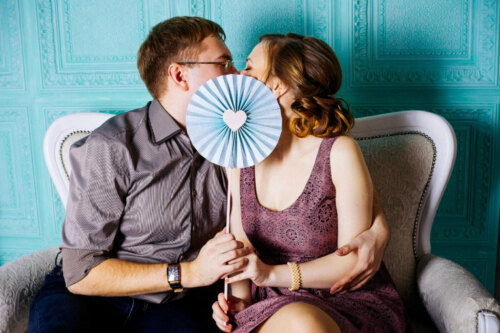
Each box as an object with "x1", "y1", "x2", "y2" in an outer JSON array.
[
  {"x1": 187, "y1": 74, "x2": 281, "y2": 168},
  {"x1": 186, "y1": 74, "x2": 282, "y2": 299}
]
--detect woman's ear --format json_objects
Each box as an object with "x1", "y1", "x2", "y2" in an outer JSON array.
[
  {"x1": 268, "y1": 77, "x2": 288, "y2": 99},
  {"x1": 168, "y1": 63, "x2": 189, "y2": 91}
]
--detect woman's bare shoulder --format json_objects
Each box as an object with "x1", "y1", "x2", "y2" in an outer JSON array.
[{"x1": 330, "y1": 135, "x2": 362, "y2": 158}]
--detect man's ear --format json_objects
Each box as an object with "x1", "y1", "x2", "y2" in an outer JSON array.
[
  {"x1": 168, "y1": 63, "x2": 189, "y2": 91},
  {"x1": 269, "y1": 78, "x2": 288, "y2": 99}
]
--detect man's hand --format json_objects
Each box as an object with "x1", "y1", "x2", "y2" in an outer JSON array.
[
  {"x1": 330, "y1": 226, "x2": 387, "y2": 294},
  {"x1": 182, "y1": 230, "x2": 251, "y2": 288},
  {"x1": 212, "y1": 293, "x2": 250, "y2": 332}
]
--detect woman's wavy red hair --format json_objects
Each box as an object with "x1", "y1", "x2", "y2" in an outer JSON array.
[{"x1": 259, "y1": 33, "x2": 354, "y2": 138}]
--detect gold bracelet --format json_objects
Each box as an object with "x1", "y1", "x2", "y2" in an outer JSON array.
[{"x1": 287, "y1": 262, "x2": 302, "y2": 291}]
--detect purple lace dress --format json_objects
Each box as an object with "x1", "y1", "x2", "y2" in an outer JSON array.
[{"x1": 232, "y1": 137, "x2": 406, "y2": 333}]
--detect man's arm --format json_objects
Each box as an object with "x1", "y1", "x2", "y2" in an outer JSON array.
[
  {"x1": 329, "y1": 187, "x2": 390, "y2": 293},
  {"x1": 67, "y1": 230, "x2": 250, "y2": 296},
  {"x1": 67, "y1": 259, "x2": 169, "y2": 296},
  {"x1": 63, "y1": 133, "x2": 250, "y2": 297}
]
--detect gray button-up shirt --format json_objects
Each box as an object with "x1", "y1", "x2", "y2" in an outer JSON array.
[{"x1": 61, "y1": 100, "x2": 227, "y2": 303}]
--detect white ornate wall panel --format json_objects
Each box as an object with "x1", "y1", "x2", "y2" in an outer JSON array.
[{"x1": 0, "y1": 0, "x2": 498, "y2": 293}]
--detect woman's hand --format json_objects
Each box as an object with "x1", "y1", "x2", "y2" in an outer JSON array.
[
  {"x1": 212, "y1": 292, "x2": 250, "y2": 332},
  {"x1": 225, "y1": 251, "x2": 272, "y2": 287}
]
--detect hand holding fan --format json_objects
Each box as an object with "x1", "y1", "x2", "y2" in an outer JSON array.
[{"x1": 186, "y1": 74, "x2": 282, "y2": 299}]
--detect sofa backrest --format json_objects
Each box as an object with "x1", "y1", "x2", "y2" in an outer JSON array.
[{"x1": 351, "y1": 110, "x2": 456, "y2": 306}]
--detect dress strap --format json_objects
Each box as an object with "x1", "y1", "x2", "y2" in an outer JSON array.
[{"x1": 312, "y1": 136, "x2": 339, "y2": 178}]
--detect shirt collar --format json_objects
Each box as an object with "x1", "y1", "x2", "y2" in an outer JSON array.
[{"x1": 148, "y1": 99, "x2": 182, "y2": 144}]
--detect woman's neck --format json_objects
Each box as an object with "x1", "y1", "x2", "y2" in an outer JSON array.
[{"x1": 268, "y1": 125, "x2": 322, "y2": 162}]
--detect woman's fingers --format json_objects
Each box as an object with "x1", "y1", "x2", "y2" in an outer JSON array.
[
  {"x1": 212, "y1": 300, "x2": 231, "y2": 332},
  {"x1": 213, "y1": 314, "x2": 232, "y2": 332},
  {"x1": 212, "y1": 300, "x2": 229, "y2": 322},
  {"x1": 217, "y1": 292, "x2": 229, "y2": 313}
]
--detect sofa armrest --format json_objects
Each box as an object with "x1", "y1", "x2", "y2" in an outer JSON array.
[
  {"x1": 0, "y1": 247, "x2": 59, "y2": 333},
  {"x1": 417, "y1": 254, "x2": 500, "y2": 333}
]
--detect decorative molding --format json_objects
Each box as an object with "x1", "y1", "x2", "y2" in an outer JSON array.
[
  {"x1": 309, "y1": 0, "x2": 333, "y2": 45},
  {"x1": 0, "y1": 134, "x2": 15, "y2": 208},
  {"x1": 0, "y1": 0, "x2": 25, "y2": 90},
  {"x1": 0, "y1": 107, "x2": 38, "y2": 237},
  {"x1": 190, "y1": 0, "x2": 206, "y2": 17},
  {"x1": 377, "y1": 0, "x2": 471, "y2": 58},
  {"x1": 351, "y1": 0, "x2": 499, "y2": 86},
  {"x1": 36, "y1": 0, "x2": 151, "y2": 88},
  {"x1": 149, "y1": 0, "x2": 172, "y2": 26},
  {"x1": 437, "y1": 125, "x2": 469, "y2": 219},
  {"x1": 211, "y1": 0, "x2": 306, "y2": 69},
  {"x1": 351, "y1": 105, "x2": 496, "y2": 243},
  {"x1": 60, "y1": 0, "x2": 147, "y2": 64},
  {"x1": 454, "y1": 257, "x2": 492, "y2": 288}
]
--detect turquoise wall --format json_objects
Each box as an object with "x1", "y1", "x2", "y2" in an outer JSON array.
[{"x1": 0, "y1": 0, "x2": 498, "y2": 293}]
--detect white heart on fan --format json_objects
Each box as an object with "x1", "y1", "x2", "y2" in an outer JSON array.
[{"x1": 223, "y1": 110, "x2": 247, "y2": 131}]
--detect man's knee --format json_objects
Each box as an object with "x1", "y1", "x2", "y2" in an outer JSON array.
[{"x1": 28, "y1": 270, "x2": 97, "y2": 333}]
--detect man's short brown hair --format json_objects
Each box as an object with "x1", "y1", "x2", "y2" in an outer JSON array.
[{"x1": 137, "y1": 16, "x2": 225, "y2": 98}]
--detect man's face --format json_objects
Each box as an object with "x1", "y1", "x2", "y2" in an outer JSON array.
[{"x1": 184, "y1": 35, "x2": 238, "y2": 94}]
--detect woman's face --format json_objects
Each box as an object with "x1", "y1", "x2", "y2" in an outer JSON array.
[
  {"x1": 241, "y1": 42, "x2": 269, "y2": 83},
  {"x1": 242, "y1": 41, "x2": 296, "y2": 118}
]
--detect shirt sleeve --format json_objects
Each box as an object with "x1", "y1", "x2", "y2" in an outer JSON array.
[{"x1": 61, "y1": 132, "x2": 129, "y2": 287}]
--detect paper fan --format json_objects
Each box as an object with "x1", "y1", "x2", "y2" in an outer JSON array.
[
  {"x1": 186, "y1": 74, "x2": 282, "y2": 169},
  {"x1": 186, "y1": 74, "x2": 282, "y2": 300}
]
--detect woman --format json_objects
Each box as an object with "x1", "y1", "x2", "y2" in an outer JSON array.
[{"x1": 212, "y1": 34, "x2": 406, "y2": 333}]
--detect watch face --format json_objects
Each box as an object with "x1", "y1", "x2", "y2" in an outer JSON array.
[
  {"x1": 167, "y1": 264, "x2": 182, "y2": 292},
  {"x1": 168, "y1": 265, "x2": 179, "y2": 281}
]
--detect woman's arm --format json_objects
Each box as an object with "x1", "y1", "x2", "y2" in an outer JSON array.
[{"x1": 226, "y1": 136, "x2": 374, "y2": 289}]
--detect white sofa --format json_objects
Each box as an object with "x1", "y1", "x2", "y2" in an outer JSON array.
[{"x1": 1, "y1": 110, "x2": 498, "y2": 333}]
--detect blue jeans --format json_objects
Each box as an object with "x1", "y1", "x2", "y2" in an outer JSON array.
[{"x1": 28, "y1": 265, "x2": 219, "y2": 333}]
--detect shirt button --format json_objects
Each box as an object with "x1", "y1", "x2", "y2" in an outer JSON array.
[{"x1": 192, "y1": 190, "x2": 197, "y2": 197}]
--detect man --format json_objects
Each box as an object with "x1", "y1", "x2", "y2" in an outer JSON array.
[{"x1": 28, "y1": 16, "x2": 389, "y2": 333}]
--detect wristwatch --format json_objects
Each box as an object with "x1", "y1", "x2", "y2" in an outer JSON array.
[{"x1": 167, "y1": 263, "x2": 183, "y2": 293}]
